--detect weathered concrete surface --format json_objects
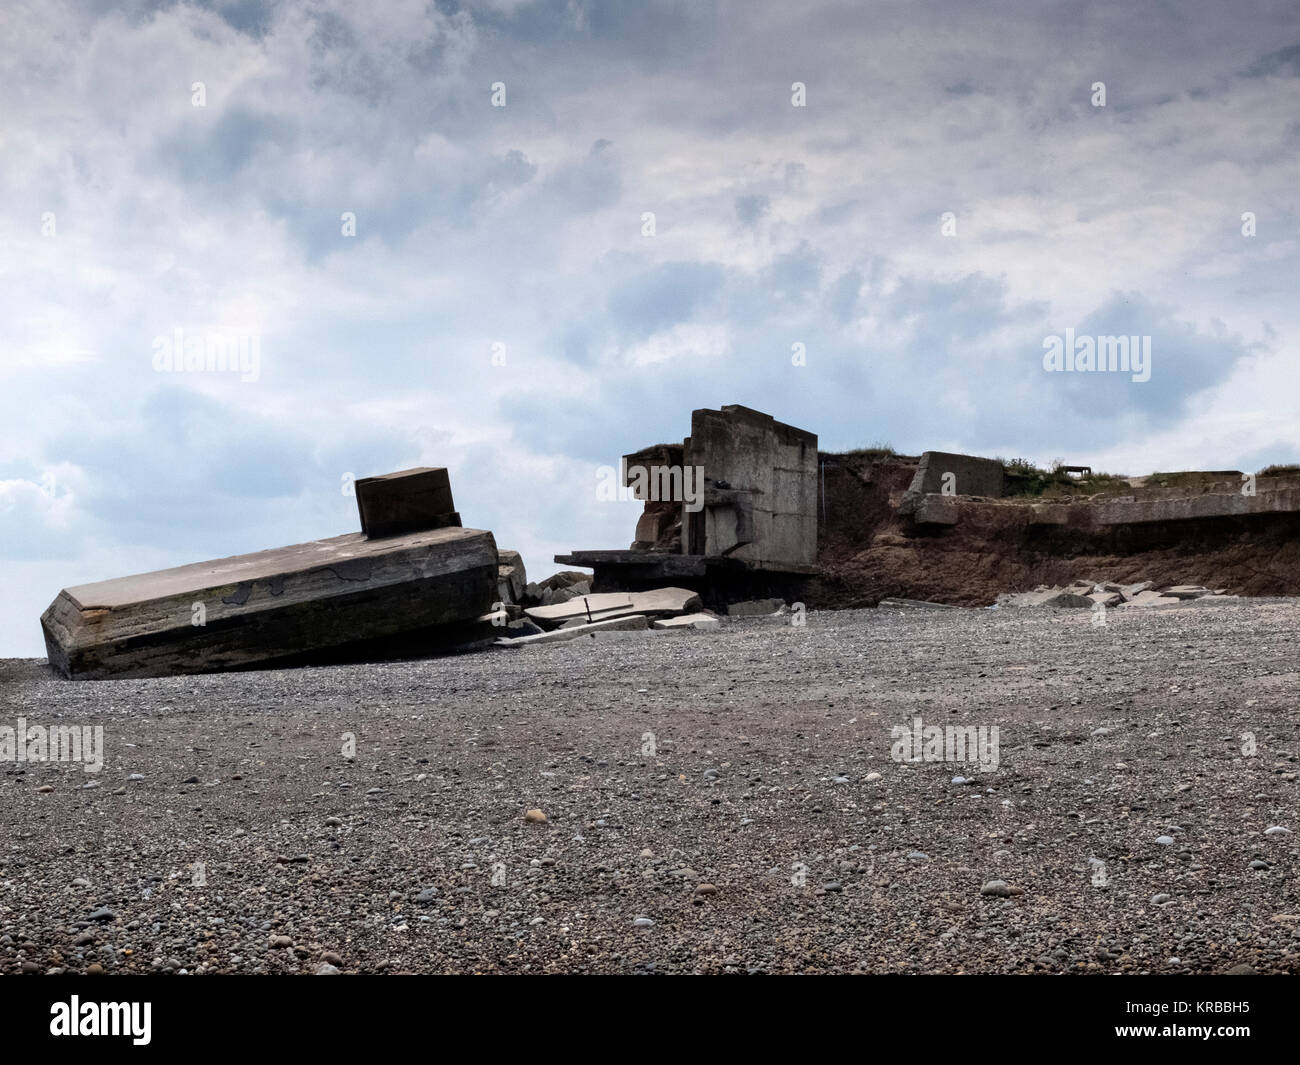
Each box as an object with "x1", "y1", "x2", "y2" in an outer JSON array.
[
  {"x1": 652, "y1": 613, "x2": 722, "y2": 630},
  {"x1": 41, "y1": 527, "x2": 499, "y2": 680},
  {"x1": 1094, "y1": 487, "x2": 1300, "y2": 525},
  {"x1": 683, "y1": 405, "x2": 818, "y2": 571},
  {"x1": 354, "y1": 467, "x2": 460, "y2": 538},
  {"x1": 494, "y1": 613, "x2": 649, "y2": 646},
  {"x1": 725, "y1": 598, "x2": 785, "y2": 617},
  {"x1": 497, "y1": 549, "x2": 526, "y2": 604},
  {"x1": 910, "y1": 495, "x2": 960, "y2": 525},
  {"x1": 901, "y1": 451, "x2": 1004, "y2": 513},
  {"x1": 525, "y1": 588, "x2": 701, "y2": 629}
]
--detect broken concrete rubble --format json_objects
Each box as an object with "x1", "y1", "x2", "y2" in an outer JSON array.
[
  {"x1": 525, "y1": 587, "x2": 702, "y2": 628},
  {"x1": 494, "y1": 614, "x2": 651, "y2": 646},
  {"x1": 725, "y1": 598, "x2": 786, "y2": 617},
  {"x1": 995, "y1": 579, "x2": 1232, "y2": 610},
  {"x1": 652, "y1": 613, "x2": 722, "y2": 631}
]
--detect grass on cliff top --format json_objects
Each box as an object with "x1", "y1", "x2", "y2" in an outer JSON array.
[
  {"x1": 840, "y1": 441, "x2": 897, "y2": 460},
  {"x1": 1000, "y1": 458, "x2": 1131, "y2": 498}
]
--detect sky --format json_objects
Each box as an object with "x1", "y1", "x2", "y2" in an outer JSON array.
[{"x1": 2, "y1": 0, "x2": 1299, "y2": 656}]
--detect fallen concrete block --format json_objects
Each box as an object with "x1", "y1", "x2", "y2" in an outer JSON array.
[
  {"x1": 1045, "y1": 591, "x2": 1094, "y2": 608},
  {"x1": 497, "y1": 549, "x2": 526, "y2": 604},
  {"x1": 1088, "y1": 591, "x2": 1124, "y2": 608},
  {"x1": 878, "y1": 597, "x2": 959, "y2": 609},
  {"x1": 1120, "y1": 581, "x2": 1153, "y2": 600},
  {"x1": 42, "y1": 526, "x2": 499, "y2": 680},
  {"x1": 726, "y1": 597, "x2": 785, "y2": 617},
  {"x1": 1123, "y1": 590, "x2": 1183, "y2": 607},
  {"x1": 526, "y1": 587, "x2": 700, "y2": 628},
  {"x1": 494, "y1": 614, "x2": 650, "y2": 646},
  {"x1": 653, "y1": 613, "x2": 722, "y2": 630},
  {"x1": 355, "y1": 468, "x2": 460, "y2": 538},
  {"x1": 1162, "y1": 585, "x2": 1210, "y2": 599}
]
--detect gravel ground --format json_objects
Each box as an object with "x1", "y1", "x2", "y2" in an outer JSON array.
[{"x1": 1, "y1": 599, "x2": 1298, "y2": 975}]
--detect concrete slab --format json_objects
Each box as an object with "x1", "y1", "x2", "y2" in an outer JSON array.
[
  {"x1": 726, "y1": 598, "x2": 785, "y2": 617},
  {"x1": 494, "y1": 614, "x2": 650, "y2": 646},
  {"x1": 525, "y1": 587, "x2": 700, "y2": 628},
  {"x1": 653, "y1": 613, "x2": 722, "y2": 630},
  {"x1": 41, "y1": 526, "x2": 498, "y2": 680}
]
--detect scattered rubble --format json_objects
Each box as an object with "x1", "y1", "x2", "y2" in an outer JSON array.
[{"x1": 996, "y1": 580, "x2": 1234, "y2": 610}]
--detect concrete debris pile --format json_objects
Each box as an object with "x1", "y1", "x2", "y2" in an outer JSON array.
[
  {"x1": 493, "y1": 585, "x2": 726, "y2": 647},
  {"x1": 996, "y1": 579, "x2": 1233, "y2": 610}
]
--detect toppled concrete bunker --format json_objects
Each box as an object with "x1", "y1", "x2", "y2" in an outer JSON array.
[{"x1": 41, "y1": 469, "x2": 499, "y2": 680}]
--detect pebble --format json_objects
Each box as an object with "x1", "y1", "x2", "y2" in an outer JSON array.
[
  {"x1": 1249, "y1": 860, "x2": 1270, "y2": 870},
  {"x1": 1150, "y1": 893, "x2": 1172, "y2": 905},
  {"x1": 980, "y1": 880, "x2": 1017, "y2": 897},
  {"x1": 314, "y1": 962, "x2": 340, "y2": 975},
  {"x1": 1155, "y1": 835, "x2": 1174, "y2": 845},
  {"x1": 695, "y1": 883, "x2": 718, "y2": 896},
  {"x1": 87, "y1": 907, "x2": 115, "y2": 922},
  {"x1": 270, "y1": 935, "x2": 293, "y2": 947},
  {"x1": 633, "y1": 917, "x2": 655, "y2": 928},
  {"x1": 524, "y1": 809, "x2": 547, "y2": 824},
  {"x1": 1264, "y1": 825, "x2": 1290, "y2": 835},
  {"x1": 865, "y1": 772, "x2": 882, "y2": 782}
]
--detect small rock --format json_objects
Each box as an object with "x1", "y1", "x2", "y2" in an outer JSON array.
[
  {"x1": 1150, "y1": 893, "x2": 1172, "y2": 905},
  {"x1": 633, "y1": 916, "x2": 655, "y2": 928},
  {"x1": 524, "y1": 809, "x2": 547, "y2": 824},
  {"x1": 1155, "y1": 835, "x2": 1174, "y2": 845},
  {"x1": 980, "y1": 880, "x2": 1017, "y2": 897},
  {"x1": 270, "y1": 935, "x2": 293, "y2": 948},
  {"x1": 314, "y1": 962, "x2": 340, "y2": 975}
]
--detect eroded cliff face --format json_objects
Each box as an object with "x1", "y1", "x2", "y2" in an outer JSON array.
[{"x1": 808, "y1": 452, "x2": 1300, "y2": 609}]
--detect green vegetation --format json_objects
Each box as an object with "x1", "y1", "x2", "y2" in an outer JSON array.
[
  {"x1": 999, "y1": 457, "x2": 1131, "y2": 499},
  {"x1": 842, "y1": 442, "x2": 897, "y2": 460}
]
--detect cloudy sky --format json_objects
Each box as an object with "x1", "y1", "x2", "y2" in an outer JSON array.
[{"x1": 2, "y1": 0, "x2": 1299, "y2": 656}]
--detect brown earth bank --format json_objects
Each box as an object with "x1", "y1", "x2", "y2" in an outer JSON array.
[
  {"x1": 0, "y1": 600, "x2": 1297, "y2": 974},
  {"x1": 809, "y1": 453, "x2": 1300, "y2": 609}
]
